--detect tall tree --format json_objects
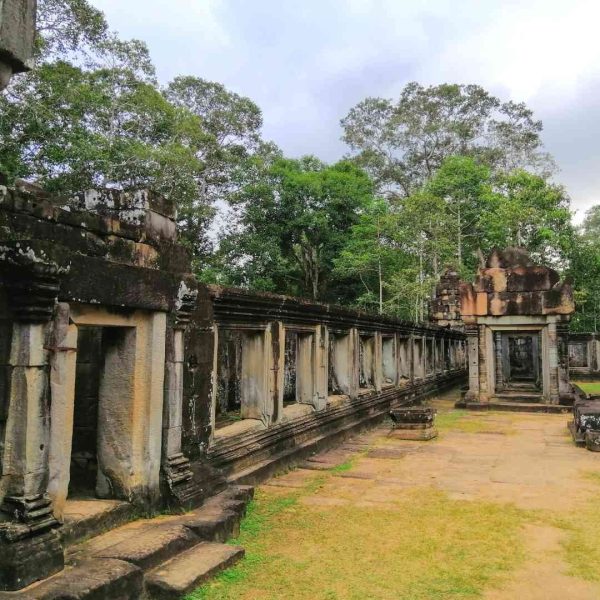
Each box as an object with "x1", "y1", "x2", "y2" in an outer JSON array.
[
  {"x1": 164, "y1": 77, "x2": 277, "y2": 259},
  {"x1": 569, "y1": 206, "x2": 600, "y2": 332},
  {"x1": 341, "y1": 82, "x2": 554, "y2": 198},
  {"x1": 217, "y1": 157, "x2": 375, "y2": 301},
  {"x1": 333, "y1": 199, "x2": 403, "y2": 314}
]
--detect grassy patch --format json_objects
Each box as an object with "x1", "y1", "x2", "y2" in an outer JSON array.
[
  {"x1": 435, "y1": 409, "x2": 470, "y2": 430},
  {"x1": 329, "y1": 459, "x2": 354, "y2": 473},
  {"x1": 435, "y1": 409, "x2": 512, "y2": 435},
  {"x1": 190, "y1": 478, "x2": 527, "y2": 600},
  {"x1": 575, "y1": 381, "x2": 600, "y2": 395},
  {"x1": 560, "y1": 470, "x2": 600, "y2": 581}
]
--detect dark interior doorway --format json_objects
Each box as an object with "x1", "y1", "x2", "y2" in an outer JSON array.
[
  {"x1": 501, "y1": 333, "x2": 541, "y2": 391},
  {"x1": 70, "y1": 326, "x2": 103, "y2": 498}
]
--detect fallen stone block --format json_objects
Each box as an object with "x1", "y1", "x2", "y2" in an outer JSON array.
[{"x1": 390, "y1": 406, "x2": 435, "y2": 425}]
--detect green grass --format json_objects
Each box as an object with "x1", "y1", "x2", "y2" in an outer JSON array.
[
  {"x1": 435, "y1": 409, "x2": 513, "y2": 435},
  {"x1": 575, "y1": 381, "x2": 600, "y2": 395},
  {"x1": 188, "y1": 470, "x2": 528, "y2": 600},
  {"x1": 560, "y1": 470, "x2": 600, "y2": 581}
]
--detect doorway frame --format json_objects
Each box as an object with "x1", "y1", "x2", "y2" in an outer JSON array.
[
  {"x1": 480, "y1": 318, "x2": 550, "y2": 401},
  {"x1": 47, "y1": 303, "x2": 167, "y2": 519}
]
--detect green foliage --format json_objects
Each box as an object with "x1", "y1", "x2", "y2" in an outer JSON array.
[
  {"x1": 568, "y1": 205, "x2": 600, "y2": 332},
  {"x1": 342, "y1": 81, "x2": 554, "y2": 198},
  {"x1": 217, "y1": 157, "x2": 375, "y2": 301},
  {"x1": 2, "y1": 0, "x2": 277, "y2": 265},
  {"x1": 4, "y1": 2, "x2": 588, "y2": 324},
  {"x1": 36, "y1": 0, "x2": 109, "y2": 59}
]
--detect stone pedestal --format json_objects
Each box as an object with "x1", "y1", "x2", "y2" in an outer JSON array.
[{"x1": 389, "y1": 407, "x2": 438, "y2": 440}]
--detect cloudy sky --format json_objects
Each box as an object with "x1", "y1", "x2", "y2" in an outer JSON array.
[{"x1": 93, "y1": 0, "x2": 600, "y2": 221}]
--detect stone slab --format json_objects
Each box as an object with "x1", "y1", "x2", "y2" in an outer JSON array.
[
  {"x1": 145, "y1": 542, "x2": 244, "y2": 600},
  {"x1": 0, "y1": 558, "x2": 142, "y2": 600},
  {"x1": 81, "y1": 522, "x2": 199, "y2": 570}
]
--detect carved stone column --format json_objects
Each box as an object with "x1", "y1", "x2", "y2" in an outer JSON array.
[
  {"x1": 556, "y1": 321, "x2": 572, "y2": 404},
  {"x1": 161, "y1": 283, "x2": 204, "y2": 511},
  {"x1": 464, "y1": 324, "x2": 480, "y2": 402},
  {"x1": 494, "y1": 331, "x2": 504, "y2": 393},
  {"x1": 0, "y1": 250, "x2": 66, "y2": 590}
]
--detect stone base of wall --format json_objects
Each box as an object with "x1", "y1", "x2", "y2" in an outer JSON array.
[{"x1": 204, "y1": 371, "x2": 466, "y2": 485}]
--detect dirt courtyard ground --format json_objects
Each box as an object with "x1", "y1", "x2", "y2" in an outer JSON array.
[{"x1": 192, "y1": 389, "x2": 600, "y2": 599}]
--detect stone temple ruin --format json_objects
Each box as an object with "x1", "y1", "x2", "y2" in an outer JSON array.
[
  {"x1": 1, "y1": 2, "x2": 598, "y2": 596},
  {"x1": 0, "y1": 182, "x2": 467, "y2": 594},
  {"x1": 456, "y1": 247, "x2": 575, "y2": 407}
]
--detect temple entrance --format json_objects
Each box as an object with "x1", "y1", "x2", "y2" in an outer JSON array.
[
  {"x1": 500, "y1": 333, "x2": 541, "y2": 391},
  {"x1": 69, "y1": 326, "x2": 102, "y2": 497},
  {"x1": 68, "y1": 324, "x2": 136, "y2": 500}
]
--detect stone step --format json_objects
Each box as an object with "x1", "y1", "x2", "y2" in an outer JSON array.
[
  {"x1": 465, "y1": 401, "x2": 570, "y2": 414},
  {"x1": 60, "y1": 499, "x2": 138, "y2": 547},
  {"x1": 5, "y1": 484, "x2": 254, "y2": 599},
  {"x1": 70, "y1": 520, "x2": 200, "y2": 571},
  {"x1": 145, "y1": 542, "x2": 244, "y2": 599},
  {"x1": 0, "y1": 558, "x2": 143, "y2": 599},
  {"x1": 494, "y1": 392, "x2": 543, "y2": 403}
]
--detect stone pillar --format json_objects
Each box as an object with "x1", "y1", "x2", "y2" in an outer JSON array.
[
  {"x1": 161, "y1": 286, "x2": 204, "y2": 510},
  {"x1": 464, "y1": 324, "x2": 480, "y2": 402},
  {"x1": 0, "y1": 258, "x2": 65, "y2": 590},
  {"x1": 494, "y1": 331, "x2": 503, "y2": 394},
  {"x1": 47, "y1": 304, "x2": 78, "y2": 521},
  {"x1": 373, "y1": 332, "x2": 383, "y2": 392},
  {"x1": 547, "y1": 321, "x2": 560, "y2": 404},
  {"x1": 556, "y1": 322, "x2": 572, "y2": 404},
  {"x1": 314, "y1": 325, "x2": 328, "y2": 409}
]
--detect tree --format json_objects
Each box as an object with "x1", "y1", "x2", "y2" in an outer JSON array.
[
  {"x1": 217, "y1": 157, "x2": 375, "y2": 301},
  {"x1": 424, "y1": 156, "x2": 492, "y2": 271},
  {"x1": 341, "y1": 82, "x2": 554, "y2": 198},
  {"x1": 36, "y1": 0, "x2": 109, "y2": 60},
  {"x1": 1, "y1": 2, "x2": 278, "y2": 267},
  {"x1": 569, "y1": 205, "x2": 600, "y2": 332},
  {"x1": 164, "y1": 77, "x2": 277, "y2": 260},
  {"x1": 333, "y1": 199, "x2": 403, "y2": 314},
  {"x1": 482, "y1": 170, "x2": 573, "y2": 266}
]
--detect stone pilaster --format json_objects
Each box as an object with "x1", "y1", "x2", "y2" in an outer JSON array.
[
  {"x1": 494, "y1": 331, "x2": 504, "y2": 393},
  {"x1": 0, "y1": 254, "x2": 65, "y2": 590},
  {"x1": 464, "y1": 324, "x2": 480, "y2": 402},
  {"x1": 161, "y1": 284, "x2": 203, "y2": 511},
  {"x1": 556, "y1": 321, "x2": 572, "y2": 404}
]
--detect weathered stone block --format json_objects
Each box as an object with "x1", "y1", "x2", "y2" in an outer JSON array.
[
  {"x1": 390, "y1": 406, "x2": 435, "y2": 424},
  {"x1": 0, "y1": 529, "x2": 64, "y2": 591},
  {"x1": 585, "y1": 430, "x2": 600, "y2": 452}
]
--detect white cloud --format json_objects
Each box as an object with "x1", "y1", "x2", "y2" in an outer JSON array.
[{"x1": 90, "y1": 0, "x2": 600, "y2": 213}]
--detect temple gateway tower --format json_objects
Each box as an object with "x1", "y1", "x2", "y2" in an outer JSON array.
[{"x1": 457, "y1": 248, "x2": 574, "y2": 406}]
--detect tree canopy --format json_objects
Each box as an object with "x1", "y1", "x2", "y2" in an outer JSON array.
[
  {"x1": 341, "y1": 82, "x2": 554, "y2": 198},
  {"x1": 2, "y1": 1, "x2": 594, "y2": 328}
]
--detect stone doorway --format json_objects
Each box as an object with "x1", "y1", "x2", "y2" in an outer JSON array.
[
  {"x1": 68, "y1": 325, "x2": 136, "y2": 500},
  {"x1": 47, "y1": 306, "x2": 167, "y2": 521},
  {"x1": 501, "y1": 333, "x2": 541, "y2": 391},
  {"x1": 69, "y1": 326, "x2": 102, "y2": 498}
]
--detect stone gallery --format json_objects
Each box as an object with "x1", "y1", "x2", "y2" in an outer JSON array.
[{"x1": 0, "y1": 181, "x2": 467, "y2": 594}]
